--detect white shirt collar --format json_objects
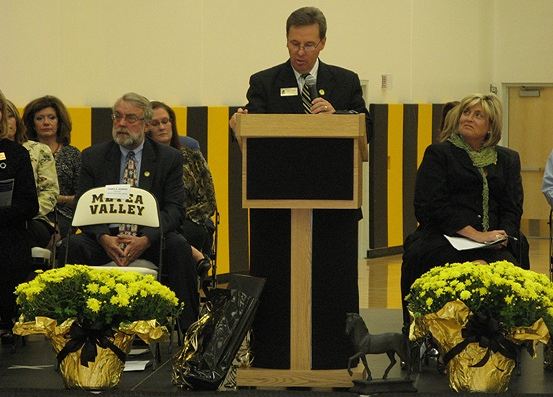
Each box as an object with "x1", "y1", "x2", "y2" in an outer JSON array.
[{"x1": 292, "y1": 58, "x2": 320, "y2": 87}]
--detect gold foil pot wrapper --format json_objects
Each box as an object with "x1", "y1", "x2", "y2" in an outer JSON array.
[
  {"x1": 119, "y1": 319, "x2": 169, "y2": 344},
  {"x1": 172, "y1": 312, "x2": 211, "y2": 388},
  {"x1": 509, "y1": 317, "x2": 550, "y2": 356},
  {"x1": 13, "y1": 317, "x2": 169, "y2": 390},
  {"x1": 409, "y1": 300, "x2": 550, "y2": 393}
]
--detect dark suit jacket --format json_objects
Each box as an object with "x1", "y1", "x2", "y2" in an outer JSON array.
[
  {"x1": 245, "y1": 60, "x2": 373, "y2": 142},
  {"x1": 414, "y1": 141, "x2": 522, "y2": 238},
  {"x1": 403, "y1": 140, "x2": 525, "y2": 274},
  {"x1": 0, "y1": 139, "x2": 38, "y2": 231},
  {"x1": 78, "y1": 137, "x2": 185, "y2": 244}
]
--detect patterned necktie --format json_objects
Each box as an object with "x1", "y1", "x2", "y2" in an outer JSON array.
[
  {"x1": 301, "y1": 73, "x2": 312, "y2": 114},
  {"x1": 119, "y1": 151, "x2": 138, "y2": 244}
]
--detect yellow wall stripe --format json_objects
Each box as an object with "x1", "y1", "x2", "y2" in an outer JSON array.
[
  {"x1": 207, "y1": 107, "x2": 230, "y2": 275},
  {"x1": 67, "y1": 107, "x2": 91, "y2": 151},
  {"x1": 173, "y1": 106, "x2": 188, "y2": 136},
  {"x1": 417, "y1": 104, "x2": 433, "y2": 167},
  {"x1": 386, "y1": 262, "x2": 402, "y2": 309},
  {"x1": 387, "y1": 104, "x2": 404, "y2": 247}
]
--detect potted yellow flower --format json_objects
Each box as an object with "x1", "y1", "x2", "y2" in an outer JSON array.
[
  {"x1": 407, "y1": 260, "x2": 553, "y2": 392},
  {"x1": 13, "y1": 265, "x2": 179, "y2": 390}
]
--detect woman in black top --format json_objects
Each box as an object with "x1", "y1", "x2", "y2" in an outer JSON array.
[{"x1": 0, "y1": 89, "x2": 39, "y2": 341}]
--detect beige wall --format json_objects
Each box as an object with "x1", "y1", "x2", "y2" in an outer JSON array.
[
  {"x1": 493, "y1": 0, "x2": 553, "y2": 87},
  {"x1": 2, "y1": 0, "x2": 550, "y2": 106}
]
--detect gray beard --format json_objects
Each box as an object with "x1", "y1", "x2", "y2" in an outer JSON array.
[{"x1": 113, "y1": 132, "x2": 143, "y2": 149}]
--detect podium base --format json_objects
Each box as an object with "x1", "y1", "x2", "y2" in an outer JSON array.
[{"x1": 237, "y1": 367, "x2": 362, "y2": 388}]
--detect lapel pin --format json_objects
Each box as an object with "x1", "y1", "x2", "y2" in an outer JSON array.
[
  {"x1": 319, "y1": 89, "x2": 325, "y2": 96},
  {"x1": 144, "y1": 171, "x2": 150, "y2": 177},
  {"x1": 0, "y1": 152, "x2": 6, "y2": 160}
]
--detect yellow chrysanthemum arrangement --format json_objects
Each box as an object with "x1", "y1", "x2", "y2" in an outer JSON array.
[
  {"x1": 15, "y1": 265, "x2": 179, "y2": 330},
  {"x1": 407, "y1": 260, "x2": 553, "y2": 331}
]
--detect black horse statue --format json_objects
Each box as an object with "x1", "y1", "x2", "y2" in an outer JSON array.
[{"x1": 345, "y1": 312, "x2": 410, "y2": 381}]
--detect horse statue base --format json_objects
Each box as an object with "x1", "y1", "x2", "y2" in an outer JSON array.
[{"x1": 350, "y1": 378, "x2": 417, "y2": 394}]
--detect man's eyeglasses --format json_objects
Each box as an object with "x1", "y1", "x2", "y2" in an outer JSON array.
[
  {"x1": 287, "y1": 40, "x2": 321, "y2": 53},
  {"x1": 149, "y1": 118, "x2": 171, "y2": 127},
  {"x1": 111, "y1": 113, "x2": 144, "y2": 124}
]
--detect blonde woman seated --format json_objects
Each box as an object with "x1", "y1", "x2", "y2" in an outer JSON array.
[
  {"x1": 400, "y1": 93, "x2": 527, "y2": 329},
  {"x1": 6, "y1": 99, "x2": 59, "y2": 249}
]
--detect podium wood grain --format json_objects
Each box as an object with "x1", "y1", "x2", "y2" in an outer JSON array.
[{"x1": 237, "y1": 367, "x2": 363, "y2": 388}]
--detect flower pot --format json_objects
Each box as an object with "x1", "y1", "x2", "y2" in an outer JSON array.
[
  {"x1": 15, "y1": 317, "x2": 170, "y2": 389},
  {"x1": 410, "y1": 300, "x2": 549, "y2": 393},
  {"x1": 51, "y1": 327, "x2": 134, "y2": 390},
  {"x1": 14, "y1": 317, "x2": 136, "y2": 390}
]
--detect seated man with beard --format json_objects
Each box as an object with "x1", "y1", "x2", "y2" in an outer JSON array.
[{"x1": 59, "y1": 92, "x2": 199, "y2": 331}]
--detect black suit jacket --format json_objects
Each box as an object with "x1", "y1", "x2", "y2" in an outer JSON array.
[
  {"x1": 245, "y1": 60, "x2": 372, "y2": 142},
  {"x1": 0, "y1": 139, "x2": 38, "y2": 230},
  {"x1": 414, "y1": 141, "x2": 523, "y2": 238},
  {"x1": 78, "y1": 137, "x2": 185, "y2": 244}
]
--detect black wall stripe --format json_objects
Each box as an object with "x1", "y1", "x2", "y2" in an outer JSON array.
[
  {"x1": 91, "y1": 108, "x2": 114, "y2": 146},
  {"x1": 186, "y1": 107, "x2": 208, "y2": 156},
  {"x1": 369, "y1": 104, "x2": 388, "y2": 250},
  {"x1": 228, "y1": 106, "x2": 249, "y2": 274},
  {"x1": 403, "y1": 105, "x2": 418, "y2": 242}
]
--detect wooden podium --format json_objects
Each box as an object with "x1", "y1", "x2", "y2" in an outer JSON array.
[{"x1": 234, "y1": 114, "x2": 367, "y2": 387}]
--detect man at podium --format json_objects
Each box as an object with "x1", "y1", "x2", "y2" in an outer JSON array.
[
  {"x1": 230, "y1": 6, "x2": 370, "y2": 371},
  {"x1": 230, "y1": 7, "x2": 371, "y2": 139}
]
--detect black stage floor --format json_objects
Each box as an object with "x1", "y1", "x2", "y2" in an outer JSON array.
[{"x1": 1, "y1": 309, "x2": 553, "y2": 396}]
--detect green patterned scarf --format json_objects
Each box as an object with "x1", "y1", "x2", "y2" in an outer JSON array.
[{"x1": 448, "y1": 133, "x2": 497, "y2": 231}]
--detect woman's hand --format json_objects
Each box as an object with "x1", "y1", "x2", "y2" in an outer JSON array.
[
  {"x1": 456, "y1": 225, "x2": 508, "y2": 246},
  {"x1": 473, "y1": 230, "x2": 508, "y2": 244}
]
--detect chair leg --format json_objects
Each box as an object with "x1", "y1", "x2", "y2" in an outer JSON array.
[{"x1": 148, "y1": 342, "x2": 161, "y2": 369}]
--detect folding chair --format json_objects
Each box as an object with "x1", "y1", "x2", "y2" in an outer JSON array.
[
  {"x1": 64, "y1": 185, "x2": 163, "y2": 275},
  {"x1": 63, "y1": 185, "x2": 166, "y2": 365},
  {"x1": 30, "y1": 209, "x2": 60, "y2": 272},
  {"x1": 31, "y1": 246, "x2": 53, "y2": 270}
]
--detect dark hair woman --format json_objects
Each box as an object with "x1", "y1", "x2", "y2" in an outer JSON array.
[{"x1": 23, "y1": 95, "x2": 80, "y2": 238}]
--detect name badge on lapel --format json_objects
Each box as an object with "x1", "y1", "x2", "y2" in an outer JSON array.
[{"x1": 280, "y1": 87, "x2": 298, "y2": 97}]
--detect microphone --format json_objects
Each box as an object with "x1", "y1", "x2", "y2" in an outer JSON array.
[{"x1": 304, "y1": 74, "x2": 319, "y2": 100}]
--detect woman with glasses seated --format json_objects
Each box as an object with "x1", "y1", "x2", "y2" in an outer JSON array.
[
  {"x1": 0, "y1": 89, "x2": 39, "y2": 344},
  {"x1": 147, "y1": 101, "x2": 217, "y2": 280},
  {"x1": 23, "y1": 95, "x2": 81, "y2": 239},
  {"x1": 6, "y1": 100, "x2": 59, "y2": 249},
  {"x1": 400, "y1": 93, "x2": 528, "y2": 331}
]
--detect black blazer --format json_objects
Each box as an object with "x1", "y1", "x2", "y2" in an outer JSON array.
[
  {"x1": 245, "y1": 60, "x2": 372, "y2": 142},
  {"x1": 78, "y1": 137, "x2": 185, "y2": 244},
  {"x1": 414, "y1": 141, "x2": 523, "y2": 238},
  {"x1": 0, "y1": 138, "x2": 38, "y2": 284},
  {"x1": 0, "y1": 138, "x2": 38, "y2": 231}
]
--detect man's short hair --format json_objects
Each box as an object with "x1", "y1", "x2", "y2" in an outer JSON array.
[
  {"x1": 114, "y1": 92, "x2": 153, "y2": 121},
  {"x1": 286, "y1": 6, "x2": 327, "y2": 39}
]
